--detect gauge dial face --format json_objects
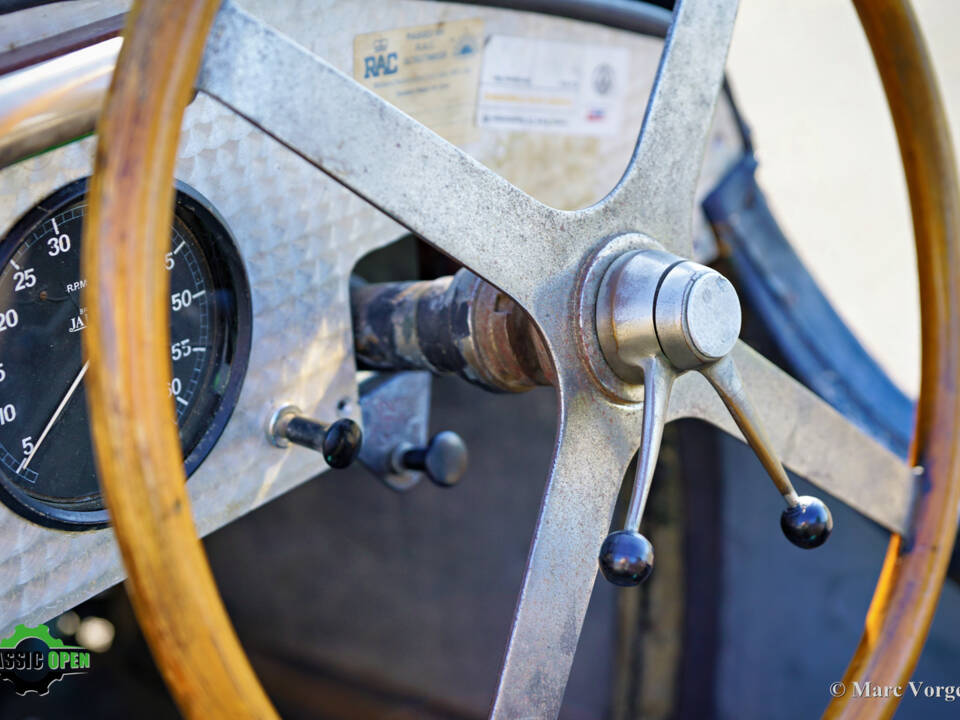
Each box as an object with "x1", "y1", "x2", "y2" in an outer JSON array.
[{"x1": 0, "y1": 179, "x2": 252, "y2": 529}]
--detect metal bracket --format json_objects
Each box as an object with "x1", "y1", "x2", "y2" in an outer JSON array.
[{"x1": 357, "y1": 371, "x2": 432, "y2": 492}]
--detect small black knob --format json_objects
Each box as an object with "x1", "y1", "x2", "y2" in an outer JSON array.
[
  {"x1": 271, "y1": 407, "x2": 363, "y2": 469},
  {"x1": 320, "y1": 418, "x2": 364, "y2": 469},
  {"x1": 398, "y1": 431, "x2": 468, "y2": 487},
  {"x1": 780, "y1": 496, "x2": 833, "y2": 549},
  {"x1": 598, "y1": 530, "x2": 654, "y2": 587}
]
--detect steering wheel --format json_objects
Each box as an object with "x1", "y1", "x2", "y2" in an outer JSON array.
[{"x1": 81, "y1": 0, "x2": 960, "y2": 717}]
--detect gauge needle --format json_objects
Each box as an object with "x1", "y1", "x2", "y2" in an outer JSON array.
[{"x1": 18, "y1": 360, "x2": 89, "y2": 473}]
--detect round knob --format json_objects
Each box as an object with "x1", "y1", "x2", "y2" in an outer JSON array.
[
  {"x1": 780, "y1": 496, "x2": 833, "y2": 549},
  {"x1": 398, "y1": 431, "x2": 468, "y2": 487},
  {"x1": 322, "y1": 418, "x2": 363, "y2": 469},
  {"x1": 598, "y1": 530, "x2": 654, "y2": 586}
]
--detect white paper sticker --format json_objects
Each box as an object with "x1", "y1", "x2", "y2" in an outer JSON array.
[{"x1": 477, "y1": 35, "x2": 629, "y2": 136}]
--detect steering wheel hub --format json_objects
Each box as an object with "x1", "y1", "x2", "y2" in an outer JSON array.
[
  {"x1": 657, "y1": 262, "x2": 741, "y2": 366},
  {"x1": 596, "y1": 248, "x2": 743, "y2": 379}
]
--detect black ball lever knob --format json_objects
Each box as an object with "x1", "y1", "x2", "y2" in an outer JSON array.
[
  {"x1": 598, "y1": 530, "x2": 654, "y2": 587},
  {"x1": 396, "y1": 431, "x2": 468, "y2": 487},
  {"x1": 269, "y1": 406, "x2": 363, "y2": 469},
  {"x1": 780, "y1": 495, "x2": 833, "y2": 549},
  {"x1": 317, "y1": 418, "x2": 364, "y2": 469}
]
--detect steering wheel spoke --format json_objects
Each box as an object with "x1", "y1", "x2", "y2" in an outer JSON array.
[
  {"x1": 590, "y1": 0, "x2": 739, "y2": 254},
  {"x1": 199, "y1": 1, "x2": 578, "y2": 308},
  {"x1": 492, "y1": 374, "x2": 644, "y2": 719},
  {"x1": 669, "y1": 342, "x2": 917, "y2": 535}
]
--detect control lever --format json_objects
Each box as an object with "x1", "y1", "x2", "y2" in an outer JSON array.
[
  {"x1": 597, "y1": 251, "x2": 832, "y2": 587},
  {"x1": 700, "y1": 356, "x2": 832, "y2": 549},
  {"x1": 599, "y1": 355, "x2": 673, "y2": 586},
  {"x1": 355, "y1": 372, "x2": 469, "y2": 491},
  {"x1": 268, "y1": 405, "x2": 363, "y2": 469},
  {"x1": 392, "y1": 431, "x2": 469, "y2": 487}
]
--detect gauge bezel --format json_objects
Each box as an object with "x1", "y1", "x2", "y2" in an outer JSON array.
[{"x1": 0, "y1": 178, "x2": 253, "y2": 530}]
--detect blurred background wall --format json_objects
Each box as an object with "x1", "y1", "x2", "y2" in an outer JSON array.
[{"x1": 727, "y1": 0, "x2": 960, "y2": 398}]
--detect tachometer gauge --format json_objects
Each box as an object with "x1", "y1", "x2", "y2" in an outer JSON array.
[{"x1": 0, "y1": 178, "x2": 252, "y2": 529}]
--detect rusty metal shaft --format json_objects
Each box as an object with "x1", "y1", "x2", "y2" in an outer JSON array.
[{"x1": 350, "y1": 269, "x2": 553, "y2": 393}]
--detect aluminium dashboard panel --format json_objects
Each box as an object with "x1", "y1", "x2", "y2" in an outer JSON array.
[{"x1": 0, "y1": 0, "x2": 742, "y2": 635}]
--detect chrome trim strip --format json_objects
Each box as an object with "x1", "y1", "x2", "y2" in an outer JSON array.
[{"x1": 0, "y1": 37, "x2": 120, "y2": 169}]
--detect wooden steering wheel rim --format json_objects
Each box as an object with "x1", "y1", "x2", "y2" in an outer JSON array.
[
  {"x1": 827, "y1": 1, "x2": 960, "y2": 717},
  {"x1": 81, "y1": 1, "x2": 959, "y2": 718},
  {"x1": 83, "y1": 2, "x2": 277, "y2": 718}
]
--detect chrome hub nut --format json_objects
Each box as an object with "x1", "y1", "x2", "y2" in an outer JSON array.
[
  {"x1": 654, "y1": 261, "x2": 741, "y2": 369},
  {"x1": 596, "y1": 249, "x2": 742, "y2": 376}
]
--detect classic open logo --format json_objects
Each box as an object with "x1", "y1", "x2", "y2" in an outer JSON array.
[{"x1": 0, "y1": 623, "x2": 90, "y2": 695}]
